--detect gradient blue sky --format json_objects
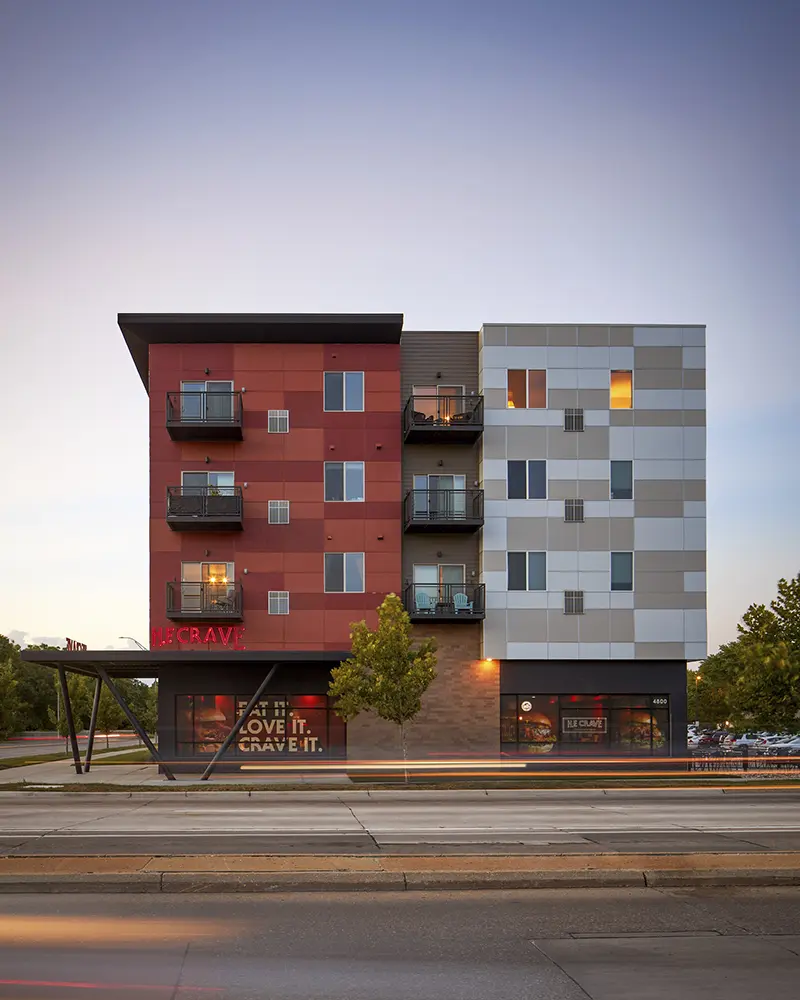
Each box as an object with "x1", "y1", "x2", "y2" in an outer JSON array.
[{"x1": 1, "y1": 0, "x2": 797, "y2": 652}]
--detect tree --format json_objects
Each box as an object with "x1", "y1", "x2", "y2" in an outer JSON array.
[
  {"x1": 0, "y1": 661, "x2": 23, "y2": 739},
  {"x1": 94, "y1": 685, "x2": 125, "y2": 750},
  {"x1": 329, "y1": 594, "x2": 437, "y2": 779},
  {"x1": 732, "y1": 641, "x2": 800, "y2": 733},
  {"x1": 48, "y1": 673, "x2": 93, "y2": 745}
]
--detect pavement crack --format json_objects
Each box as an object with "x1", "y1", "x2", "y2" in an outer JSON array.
[
  {"x1": 530, "y1": 940, "x2": 593, "y2": 998},
  {"x1": 169, "y1": 941, "x2": 191, "y2": 1000},
  {"x1": 339, "y1": 797, "x2": 380, "y2": 851}
]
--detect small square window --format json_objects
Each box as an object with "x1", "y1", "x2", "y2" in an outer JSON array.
[
  {"x1": 564, "y1": 590, "x2": 584, "y2": 615},
  {"x1": 565, "y1": 498, "x2": 584, "y2": 522},
  {"x1": 564, "y1": 407, "x2": 584, "y2": 432},
  {"x1": 268, "y1": 500, "x2": 290, "y2": 524},
  {"x1": 268, "y1": 591, "x2": 289, "y2": 615},
  {"x1": 268, "y1": 409, "x2": 289, "y2": 433},
  {"x1": 507, "y1": 552, "x2": 546, "y2": 591},
  {"x1": 507, "y1": 369, "x2": 546, "y2": 408}
]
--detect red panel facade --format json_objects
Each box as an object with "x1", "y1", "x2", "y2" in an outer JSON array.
[{"x1": 149, "y1": 341, "x2": 402, "y2": 651}]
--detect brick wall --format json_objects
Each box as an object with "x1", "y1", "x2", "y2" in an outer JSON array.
[{"x1": 346, "y1": 623, "x2": 498, "y2": 759}]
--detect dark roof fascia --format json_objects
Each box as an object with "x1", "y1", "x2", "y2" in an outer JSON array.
[
  {"x1": 20, "y1": 649, "x2": 350, "y2": 679},
  {"x1": 118, "y1": 313, "x2": 404, "y2": 391}
]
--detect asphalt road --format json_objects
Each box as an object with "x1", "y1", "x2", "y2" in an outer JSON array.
[
  {"x1": 0, "y1": 887, "x2": 798, "y2": 999},
  {"x1": 1, "y1": 789, "x2": 799, "y2": 855}
]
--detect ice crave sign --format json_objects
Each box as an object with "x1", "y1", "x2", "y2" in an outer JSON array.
[
  {"x1": 151, "y1": 626, "x2": 246, "y2": 649},
  {"x1": 237, "y1": 699, "x2": 324, "y2": 753},
  {"x1": 562, "y1": 717, "x2": 608, "y2": 734}
]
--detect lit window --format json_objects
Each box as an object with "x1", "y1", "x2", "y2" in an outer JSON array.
[
  {"x1": 324, "y1": 552, "x2": 365, "y2": 593},
  {"x1": 507, "y1": 370, "x2": 546, "y2": 408},
  {"x1": 324, "y1": 462, "x2": 365, "y2": 502},
  {"x1": 268, "y1": 591, "x2": 290, "y2": 615},
  {"x1": 268, "y1": 500, "x2": 290, "y2": 524},
  {"x1": 324, "y1": 372, "x2": 364, "y2": 411},
  {"x1": 610, "y1": 370, "x2": 633, "y2": 409},
  {"x1": 268, "y1": 409, "x2": 289, "y2": 433}
]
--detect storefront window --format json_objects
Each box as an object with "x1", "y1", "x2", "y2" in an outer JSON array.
[
  {"x1": 174, "y1": 693, "x2": 344, "y2": 757},
  {"x1": 501, "y1": 695, "x2": 670, "y2": 756}
]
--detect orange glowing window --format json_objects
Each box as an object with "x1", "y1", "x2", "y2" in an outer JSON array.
[
  {"x1": 507, "y1": 369, "x2": 546, "y2": 408},
  {"x1": 610, "y1": 370, "x2": 633, "y2": 409},
  {"x1": 527, "y1": 370, "x2": 546, "y2": 408},
  {"x1": 507, "y1": 370, "x2": 526, "y2": 408}
]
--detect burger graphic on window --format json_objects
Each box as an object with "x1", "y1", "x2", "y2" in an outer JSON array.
[
  {"x1": 519, "y1": 711, "x2": 557, "y2": 753},
  {"x1": 621, "y1": 711, "x2": 665, "y2": 749}
]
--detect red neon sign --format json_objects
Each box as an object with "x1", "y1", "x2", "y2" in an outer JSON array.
[{"x1": 151, "y1": 626, "x2": 246, "y2": 650}]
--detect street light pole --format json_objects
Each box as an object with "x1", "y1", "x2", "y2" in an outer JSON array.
[{"x1": 119, "y1": 636, "x2": 147, "y2": 650}]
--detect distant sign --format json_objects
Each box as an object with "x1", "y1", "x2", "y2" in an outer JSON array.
[
  {"x1": 66, "y1": 638, "x2": 87, "y2": 651},
  {"x1": 562, "y1": 717, "x2": 608, "y2": 734}
]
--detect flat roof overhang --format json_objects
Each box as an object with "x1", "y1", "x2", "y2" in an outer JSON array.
[
  {"x1": 20, "y1": 649, "x2": 350, "y2": 679},
  {"x1": 118, "y1": 312, "x2": 404, "y2": 390}
]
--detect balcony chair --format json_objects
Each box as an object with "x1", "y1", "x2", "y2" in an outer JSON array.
[
  {"x1": 414, "y1": 591, "x2": 434, "y2": 614},
  {"x1": 453, "y1": 592, "x2": 473, "y2": 614}
]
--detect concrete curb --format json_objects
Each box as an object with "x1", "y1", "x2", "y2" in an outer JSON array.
[{"x1": 1, "y1": 868, "x2": 798, "y2": 893}]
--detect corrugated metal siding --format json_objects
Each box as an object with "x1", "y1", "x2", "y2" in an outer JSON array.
[
  {"x1": 402, "y1": 534, "x2": 481, "y2": 588},
  {"x1": 400, "y1": 331, "x2": 479, "y2": 399}
]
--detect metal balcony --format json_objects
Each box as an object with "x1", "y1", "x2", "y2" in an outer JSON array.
[
  {"x1": 403, "y1": 489, "x2": 484, "y2": 532},
  {"x1": 403, "y1": 395, "x2": 483, "y2": 443},
  {"x1": 166, "y1": 391, "x2": 243, "y2": 440},
  {"x1": 404, "y1": 583, "x2": 486, "y2": 623},
  {"x1": 166, "y1": 581, "x2": 244, "y2": 622},
  {"x1": 166, "y1": 486, "x2": 243, "y2": 531}
]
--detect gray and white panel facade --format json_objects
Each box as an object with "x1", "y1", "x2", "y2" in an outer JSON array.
[{"x1": 478, "y1": 323, "x2": 707, "y2": 663}]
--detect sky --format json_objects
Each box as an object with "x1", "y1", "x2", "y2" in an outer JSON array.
[{"x1": 0, "y1": 0, "x2": 797, "y2": 653}]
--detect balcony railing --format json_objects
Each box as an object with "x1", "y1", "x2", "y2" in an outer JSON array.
[
  {"x1": 403, "y1": 395, "x2": 483, "y2": 443},
  {"x1": 404, "y1": 583, "x2": 486, "y2": 622},
  {"x1": 166, "y1": 581, "x2": 244, "y2": 621},
  {"x1": 166, "y1": 391, "x2": 243, "y2": 440},
  {"x1": 403, "y1": 489, "x2": 484, "y2": 532},
  {"x1": 166, "y1": 486, "x2": 243, "y2": 531}
]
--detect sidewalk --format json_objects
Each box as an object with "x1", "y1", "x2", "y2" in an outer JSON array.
[
  {"x1": 0, "y1": 757, "x2": 351, "y2": 787},
  {"x1": 1, "y1": 851, "x2": 799, "y2": 892}
]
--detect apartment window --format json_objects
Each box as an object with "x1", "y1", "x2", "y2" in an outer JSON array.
[
  {"x1": 507, "y1": 552, "x2": 547, "y2": 592},
  {"x1": 610, "y1": 370, "x2": 633, "y2": 409},
  {"x1": 181, "y1": 471, "x2": 235, "y2": 494},
  {"x1": 324, "y1": 552, "x2": 365, "y2": 593},
  {"x1": 324, "y1": 462, "x2": 365, "y2": 502},
  {"x1": 564, "y1": 590, "x2": 584, "y2": 615},
  {"x1": 324, "y1": 372, "x2": 364, "y2": 411},
  {"x1": 179, "y1": 380, "x2": 234, "y2": 422},
  {"x1": 564, "y1": 408, "x2": 584, "y2": 432},
  {"x1": 507, "y1": 369, "x2": 546, "y2": 408},
  {"x1": 268, "y1": 591, "x2": 290, "y2": 615},
  {"x1": 611, "y1": 552, "x2": 634, "y2": 592},
  {"x1": 268, "y1": 500, "x2": 290, "y2": 524},
  {"x1": 507, "y1": 460, "x2": 546, "y2": 500},
  {"x1": 610, "y1": 460, "x2": 633, "y2": 500},
  {"x1": 565, "y1": 498, "x2": 584, "y2": 523},
  {"x1": 268, "y1": 409, "x2": 290, "y2": 433}
]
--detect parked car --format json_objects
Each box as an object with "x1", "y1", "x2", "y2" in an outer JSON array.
[{"x1": 767, "y1": 736, "x2": 800, "y2": 756}]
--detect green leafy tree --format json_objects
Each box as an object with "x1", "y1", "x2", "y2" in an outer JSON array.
[
  {"x1": 0, "y1": 661, "x2": 23, "y2": 739},
  {"x1": 329, "y1": 594, "x2": 437, "y2": 777},
  {"x1": 48, "y1": 673, "x2": 93, "y2": 745},
  {"x1": 732, "y1": 641, "x2": 800, "y2": 733}
]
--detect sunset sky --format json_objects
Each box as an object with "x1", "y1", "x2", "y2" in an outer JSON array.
[{"x1": 1, "y1": 0, "x2": 797, "y2": 651}]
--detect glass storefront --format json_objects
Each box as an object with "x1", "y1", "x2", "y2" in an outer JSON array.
[
  {"x1": 175, "y1": 694, "x2": 346, "y2": 758},
  {"x1": 501, "y1": 694, "x2": 670, "y2": 756}
]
